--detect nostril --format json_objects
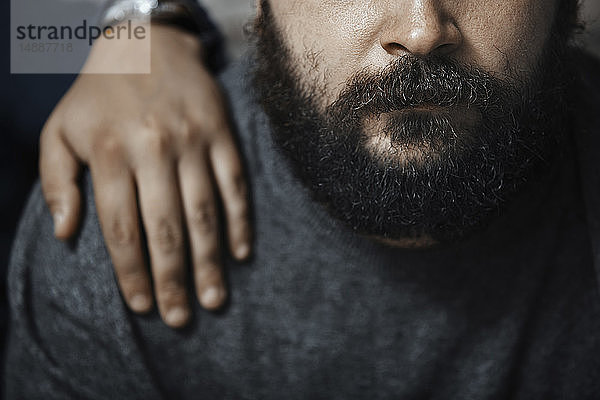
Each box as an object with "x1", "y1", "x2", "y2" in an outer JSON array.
[
  {"x1": 435, "y1": 42, "x2": 455, "y2": 54},
  {"x1": 384, "y1": 42, "x2": 409, "y2": 55},
  {"x1": 379, "y1": 12, "x2": 462, "y2": 58}
]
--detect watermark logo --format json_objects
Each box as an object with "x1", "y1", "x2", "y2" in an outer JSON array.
[
  {"x1": 11, "y1": 0, "x2": 152, "y2": 74},
  {"x1": 16, "y1": 20, "x2": 148, "y2": 47}
]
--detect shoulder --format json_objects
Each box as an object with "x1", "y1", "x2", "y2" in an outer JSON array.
[
  {"x1": 9, "y1": 174, "x2": 121, "y2": 326},
  {"x1": 571, "y1": 49, "x2": 600, "y2": 288},
  {"x1": 216, "y1": 54, "x2": 274, "y2": 178},
  {"x1": 6, "y1": 174, "x2": 161, "y2": 398}
]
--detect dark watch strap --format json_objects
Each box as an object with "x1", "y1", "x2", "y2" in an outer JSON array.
[
  {"x1": 156, "y1": 0, "x2": 226, "y2": 72},
  {"x1": 101, "y1": 0, "x2": 226, "y2": 72}
]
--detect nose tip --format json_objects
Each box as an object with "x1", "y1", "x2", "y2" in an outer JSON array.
[
  {"x1": 380, "y1": 2, "x2": 461, "y2": 58},
  {"x1": 382, "y1": 27, "x2": 459, "y2": 57}
]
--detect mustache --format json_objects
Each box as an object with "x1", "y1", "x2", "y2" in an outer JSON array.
[{"x1": 330, "y1": 56, "x2": 515, "y2": 118}]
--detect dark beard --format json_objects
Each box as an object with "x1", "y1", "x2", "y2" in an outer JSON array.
[{"x1": 252, "y1": 2, "x2": 573, "y2": 243}]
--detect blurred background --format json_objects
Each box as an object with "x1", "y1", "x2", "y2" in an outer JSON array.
[{"x1": 0, "y1": 0, "x2": 599, "y2": 378}]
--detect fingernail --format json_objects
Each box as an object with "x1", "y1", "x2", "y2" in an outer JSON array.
[
  {"x1": 235, "y1": 243, "x2": 250, "y2": 260},
  {"x1": 130, "y1": 294, "x2": 152, "y2": 313},
  {"x1": 53, "y1": 211, "x2": 65, "y2": 233},
  {"x1": 165, "y1": 307, "x2": 189, "y2": 327},
  {"x1": 201, "y1": 287, "x2": 223, "y2": 309}
]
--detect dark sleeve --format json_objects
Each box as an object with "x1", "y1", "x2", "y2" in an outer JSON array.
[
  {"x1": 4, "y1": 176, "x2": 164, "y2": 399},
  {"x1": 154, "y1": 0, "x2": 228, "y2": 72},
  {"x1": 188, "y1": 0, "x2": 227, "y2": 72},
  {"x1": 102, "y1": 0, "x2": 227, "y2": 72}
]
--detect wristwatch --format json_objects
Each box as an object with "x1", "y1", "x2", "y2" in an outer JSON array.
[{"x1": 100, "y1": 0, "x2": 226, "y2": 71}]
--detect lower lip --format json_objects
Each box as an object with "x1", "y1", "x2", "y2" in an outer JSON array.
[{"x1": 406, "y1": 105, "x2": 449, "y2": 112}]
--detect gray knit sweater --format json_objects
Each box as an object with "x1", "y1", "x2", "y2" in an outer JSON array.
[{"x1": 5, "y1": 55, "x2": 600, "y2": 400}]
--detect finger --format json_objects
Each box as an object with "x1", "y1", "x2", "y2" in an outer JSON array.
[
  {"x1": 209, "y1": 139, "x2": 252, "y2": 261},
  {"x1": 90, "y1": 161, "x2": 153, "y2": 314},
  {"x1": 178, "y1": 151, "x2": 227, "y2": 310},
  {"x1": 39, "y1": 125, "x2": 81, "y2": 240},
  {"x1": 135, "y1": 150, "x2": 190, "y2": 328}
]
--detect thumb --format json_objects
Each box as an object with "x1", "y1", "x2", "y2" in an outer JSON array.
[{"x1": 40, "y1": 128, "x2": 82, "y2": 240}]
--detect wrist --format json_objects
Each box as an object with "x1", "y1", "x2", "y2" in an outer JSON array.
[
  {"x1": 100, "y1": 0, "x2": 225, "y2": 72},
  {"x1": 150, "y1": 23, "x2": 204, "y2": 61}
]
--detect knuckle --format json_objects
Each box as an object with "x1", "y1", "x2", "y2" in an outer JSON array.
[
  {"x1": 42, "y1": 181, "x2": 65, "y2": 201},
  {"x1": 229, "y1": 200, "x2": 249, "y2": 222},
  {"x1": 116, "y1": 265, "x2": 146, "y2": 289},
  {"x1": 195, "y1": 257, "x2": 221, "y2": 281},
  {"x1": 93, "y1": 134, "x2": 124, "y2": 158},
  {"x1": 157, "y1": 278, "x2": 186, "y2": 302},
  {"x1": 189, "y1": 201, "x2": 216, "y2": 235},
  {"x1": 148, "y1": 218, "x2": 183, "y2": 254},
  {"x1": 144, "y1": 130, "x2": 172, "y2": 158},
  {"x1": 190, "y1": 227, "x2": 219, "y2": 261},
  {"x1": 229, "y1": 173, "x2": 247, "y2": 199},
  {"x1": 193, "y1": 244, "x2": 220, "y2": 267},
  {"x1": 176, "y1": 120, "x2": 197, "y2": 146},
  {"x1": 105, "y1": 218, "x2": 138, "y2": 248}
]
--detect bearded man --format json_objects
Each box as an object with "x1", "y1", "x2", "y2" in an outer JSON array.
[{"x1": 6, "y1": 0, "x2": 600, "y2": 398}]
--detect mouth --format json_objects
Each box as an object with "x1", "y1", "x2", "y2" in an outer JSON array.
[
  {"x1": 387, "y1": 103, "x2": 470, "y2": 116},
  {"x1": 360, "y1": 104, "x2": 482, "y2": 166},
  {"x1": 405, "y1": 104, "x2": 451, "y2": 112},
  {"x1": 379, "y1": 103, "x2": 480, "y2": 124}
]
